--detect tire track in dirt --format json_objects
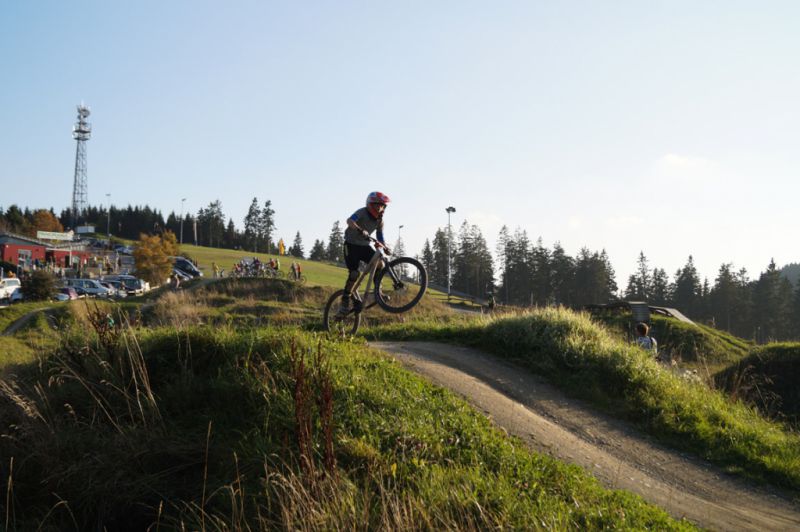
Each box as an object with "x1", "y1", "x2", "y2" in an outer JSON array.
[
  {"x1": 1, "y1": 307, "x2": 53, "y2": 336},
  {"x1": 372, "y1": 341, "x2": 800, "y2": 531}
]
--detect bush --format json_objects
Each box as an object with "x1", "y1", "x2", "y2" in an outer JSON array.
[{"x1": 21, "y1": 270, "x2": 56, "y2": 301}]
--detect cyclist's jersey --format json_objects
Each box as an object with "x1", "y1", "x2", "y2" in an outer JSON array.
[{"x1": 344, "y1": 207, "x2": 384, "y2": 246}]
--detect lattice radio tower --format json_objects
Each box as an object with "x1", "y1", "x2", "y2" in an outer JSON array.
[{"x1": 70, "y1": 104, "x2": 92, "y2": 228}]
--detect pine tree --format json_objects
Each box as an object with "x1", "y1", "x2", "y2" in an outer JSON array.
[
  {"x1": 599, "y1": 250, "x2": 618, "y2": 298},
  {"x1": 496, "y1": 226, "x2": 511, "y2": 303},
  {"x1": 650, "y1": 268, "x2": 670, "y2": 305},
  {"x1": 309, "y1": 239, "x2": 327, "y2": 261},
  {"x1": 625, "y1": 252, "x2": 651, "y2": 300},
  {"x1": 530, "y1": 238, "x2": 551, "y2": 306},
  {"x1": 573, "y1": 248, "x2": 616, "y2": 307},
  {"x1": 752, "y1": 259, "x2": 794, "y2": 342},
  {"x1": 197, "y1": 200, "x2": 225, "y2": 247},
  {"x1": 672, "y1": 256, "x2": 702, "y2": 318},
  {"x1": 326, "y1": 221, "x2": 345, "y2": 262},
  {"x1": 710, "y1": 263, "x2": 737, "y2": 331},
  {"x1": 792, "y1": 280, "x2": 800, "y2": 338},
  {"x1": 224, "y1": 219, "x2": 237, "y2": 249},
  {"x1": 420, "y1": 239, "x2": 435, "y2": 282},
  {"x1": 260, "y1": 200, "x2": 276, "y2": 253},
  {"x1": 504, "y1": 228, "x2": 534, "y2": 306},
  {"x1": 289, "y1": 231, "x2": 305, "y2": 258},
  {"x1": 452, "y1": 222, "x2": 494, "y2": 298},
  {"x1": 243, "y1": 197, "x2": 261, "y2": 252},
  {"x1": 549, "y1": 242, "x2": 574, "y2": 306},
  {"x1": 431, "y1": 229, "x2": 450, "y2": 288}
]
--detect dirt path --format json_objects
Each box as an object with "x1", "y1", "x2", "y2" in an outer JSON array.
[
  {"x1": 1, "y1": 307, "x2": 52, "y2": 336},
  {"x1": 372, "y1": 341, "x2": 800, "y2": 531}
]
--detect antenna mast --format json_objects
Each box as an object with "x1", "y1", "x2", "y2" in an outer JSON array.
[{"x1": 71, "y1": 104, "x2": 92, "y2": 227}]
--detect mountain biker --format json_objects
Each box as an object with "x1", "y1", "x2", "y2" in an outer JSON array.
[{"x1": 337, "y1": 191, "x2": 392, "y2": 317}]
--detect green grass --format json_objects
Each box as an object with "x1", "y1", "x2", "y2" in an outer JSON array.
[
  {"x1": 1, "y1": 273, "x2": 794, "y2": 526},
  {"x1": 0, "y1": 301, "x2": 58, "y2": 333},
  {"x1": 715, "y1": 342, "x2": 800, "y2": 426},
  {"x1": 592, "y1": 312, "x2": 751, "y2": 367},
  {"x1": 0, "y1": 323, "x2": 692, "y2": 530},
  {"x1": 178, "y1": 243, "x2": 348, "y2": 288},
  {"x1": 365, "y1": 308, "x2": 800, "y2": 492}
]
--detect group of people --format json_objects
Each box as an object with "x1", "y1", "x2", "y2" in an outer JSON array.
[{"x1": 226, "y1": 257, "x2": 283, "y2": 279}]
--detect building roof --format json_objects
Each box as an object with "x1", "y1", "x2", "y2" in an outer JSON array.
[{"x1": 0, "y1": 231, "x2": 47, "y2": 247}]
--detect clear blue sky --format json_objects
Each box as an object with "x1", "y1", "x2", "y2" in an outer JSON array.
[{"x1": 3, "y1": 1, "x2": 799, "y2": 286}]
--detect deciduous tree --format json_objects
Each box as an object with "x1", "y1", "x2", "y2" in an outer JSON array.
[{"x1": 133, "y1": 231, "x2": 179, "y2": 285}]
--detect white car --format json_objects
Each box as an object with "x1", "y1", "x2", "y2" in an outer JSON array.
[{"x1": 0, "y1": 278, "x2": 22, "y2": 302}]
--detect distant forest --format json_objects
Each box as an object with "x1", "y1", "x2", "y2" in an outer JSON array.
[{"x1": 2, "y1": 202, "x2": 799, "y2": 342}]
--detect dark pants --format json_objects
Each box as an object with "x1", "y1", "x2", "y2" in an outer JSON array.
[{"x1": 342, "y1": 243, "x2": 382, "y2": 302}]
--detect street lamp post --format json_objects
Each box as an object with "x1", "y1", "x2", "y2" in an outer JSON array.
[
  {"x1": 180, "y1": 198, "x2": 187, "y2": 245},
  {"x1": 105, "y1": 193, "x2": 111, "y2": 248},
  {"x1": 445, "y1": 206, "x2": 456, "y2": 299}
]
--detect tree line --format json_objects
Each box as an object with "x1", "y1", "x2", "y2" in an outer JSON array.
[
  {"x1": 416, "y1": 221, "x2": 800, "y2": 343},
  {"x1": 4, "y1": 202, "x2": 799, "y2": 341},
  {"x1": 624, "y1": 253, "x2": 800, "y2": 342},
  {"x1": 418, "y1": 223, "x2": 617, "y2": 309}
]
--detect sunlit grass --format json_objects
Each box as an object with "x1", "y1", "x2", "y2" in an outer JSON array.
[
  {"x1": 0, "y1": 323, "x2": 691, "y2": 530},
  {"x1": 366, "y1": 307, "x2": 800, "y2": 491}
]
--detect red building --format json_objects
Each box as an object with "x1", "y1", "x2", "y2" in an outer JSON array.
[{"x1": 0, "y1": 232, "x2": 90, "y2": 271}]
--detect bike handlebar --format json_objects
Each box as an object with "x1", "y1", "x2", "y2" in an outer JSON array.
[{"x1": 354, "y1": 225, "x2": 392, "y2": 255}]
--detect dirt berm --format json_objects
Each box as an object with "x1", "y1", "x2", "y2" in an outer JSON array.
[{"x1": 372, "y1": 341, "x2": 800, "y2": 531}]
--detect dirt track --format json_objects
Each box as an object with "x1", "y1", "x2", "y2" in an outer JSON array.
[
  {"x1": 1, "y1": 307, "x2": 52, "y2": 336},
  {"x1": 372, "y1": 341, "x2": 800, "y2": 531}
]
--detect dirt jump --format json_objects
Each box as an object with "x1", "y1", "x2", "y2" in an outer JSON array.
[{"x1": 372, "y1": 341, "x2": 800, "y2": 531}]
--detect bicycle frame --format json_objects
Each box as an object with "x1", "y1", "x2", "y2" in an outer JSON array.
[{"x1": 346, "y1": 245, "x2": 386, "y2": 311}]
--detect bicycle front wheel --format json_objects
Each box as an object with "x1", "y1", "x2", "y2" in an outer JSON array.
[
  {"x1": 375, "y1": 257, "x2": 427, "y2": 314},
  {"x1": 323, "y1": 289, "x2": 361, "y2": 336}
]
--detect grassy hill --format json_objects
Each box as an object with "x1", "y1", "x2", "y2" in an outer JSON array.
[
  {"x1": 3, "y1": 251, "x2": 800, "y2": 527},
  {"x1": 715, "y1": 342, "x2": 800, "y2": 426},
  {"x1": 590, "y1": 312, "x2": 751, "y2": 368},
  {"x1": 0, "y1": 282, "x2": 690, "y2": 530},
  {"x1": 366, "y1": 308, "x2": 800, "y2": 491}
]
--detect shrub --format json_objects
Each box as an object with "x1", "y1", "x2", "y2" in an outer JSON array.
[{"x1": 21, "y1": 270, "x2": 56, "y2": 301}]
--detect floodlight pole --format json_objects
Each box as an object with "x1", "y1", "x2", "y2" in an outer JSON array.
[
  {"x1": 180, "y1": 198, "x2": 187, "y2": 244},
  {"x1": 105, "y1": 193, "x2": 111, "y2": 246},
  {"x1": 446, "y1": 206, "x2": 456, "y2": 299}
]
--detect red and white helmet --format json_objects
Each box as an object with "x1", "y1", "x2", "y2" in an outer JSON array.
[{"x1": 366, "y1": 191, "x2": 390, "y2": 218}]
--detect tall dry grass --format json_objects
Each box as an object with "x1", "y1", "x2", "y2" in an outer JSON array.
[{"x1": 151, "y1": 290, "x2": 211, "y2": 328}]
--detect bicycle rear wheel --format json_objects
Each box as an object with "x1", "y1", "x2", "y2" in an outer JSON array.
[
  {"x1": 323, "y1": 289, "x2": 361, "y2": 336},
  {"x1": 375, "y1": 257, "x2": 427, "y2": 314}
]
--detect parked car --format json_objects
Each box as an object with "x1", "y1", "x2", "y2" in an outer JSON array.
[
  {"x1": 102, "y1": 275, "x2": 147, "y2": 296},
  {"x1": 58, "y1": 287, "x2": 80, "y2": 300},
  {"x1": 114, "y1": 245, "x2": 134, "y2": 255},
  {"x1": 64, "y1": 278, "x2": 112, "y2": 298},
  {"x1": 172, "y1": 268, "x2": 192, "y2": 282},
  {"x1": 9, "y1": 288, "x2": 24, "y2": 303},
  {"x1": 173, "y1": 257, "x2": 203, "y2": 278},
  {"x1": 0, "y1": 278, "x2": 22, "y2": 302},
  {"x1": 99, "y1": 280, "x2": 127, "y2": 298}
]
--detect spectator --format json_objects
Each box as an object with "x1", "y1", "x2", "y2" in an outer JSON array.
[
  {"x1": 212, "y1": 261, "x2": 220, "y2": 278},
  {"x1": 635, "y1": 322, "x2": 658, "y2": 357}
]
